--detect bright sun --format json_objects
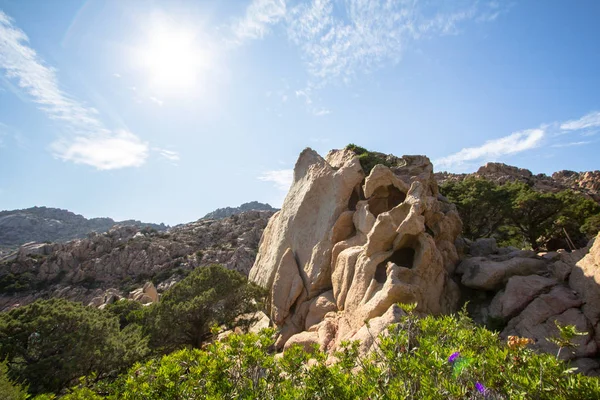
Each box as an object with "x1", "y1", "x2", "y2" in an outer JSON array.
[{"x1": 137, "y1": 24, "x2": 206, "y2": 92}]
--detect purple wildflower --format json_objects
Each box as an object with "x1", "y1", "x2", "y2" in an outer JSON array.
[
  {"x1": 448, "y1": 352, "x2": 460, "y2": 363},
  {"x1": 475, "y1": 382, "x2": 487, "y2": 394}
]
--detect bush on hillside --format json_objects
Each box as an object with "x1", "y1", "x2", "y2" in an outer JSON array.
[
  {"x1": 48, "y1": 306, "x2": 600, "y2": 399},
  {"x1": 146, "y1": 264, "x2": 267, "y2": 352},
  {"x1": 0, "y1": 298, "x2": 149, "y2": 395}
]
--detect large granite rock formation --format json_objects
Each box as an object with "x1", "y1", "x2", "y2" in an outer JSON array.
[{"x1": 250, "y1": 148, "x2": 462, "y2": 353}]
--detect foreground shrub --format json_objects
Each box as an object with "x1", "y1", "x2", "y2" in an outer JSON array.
[
  {"x1": 0, "y1": 298, "x2": 149, "y2": 395},
  {"x1": 0, "y1": 360, "x2": 27, "y2": 400},
  {"x1": 58, "y1": 307, "x2": 600, "y2": 399}
]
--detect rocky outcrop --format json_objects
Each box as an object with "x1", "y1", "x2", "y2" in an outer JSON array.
[
  {"x1": 0, "y1": 206, "x2": 167, "y2": 247},
  {"x1": 435, "y1": 163, "x2": 600, "y2": 203},
  {"x1": 203, "y1": 201, "x2": 277, "y2": 220},
  {"x1": 250, "y1": 148, "x2": 462, "y2": 354},
  {"x1": 456, "y1": 234, "x2": 600, "y2": 371},
  {"x1": 0, "y1": 210, "x2": 274, "y2": 311}
]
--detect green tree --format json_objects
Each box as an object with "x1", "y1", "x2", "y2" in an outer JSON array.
[
  {"x1": 0, "y1": 298, "x2": 149, "y2": 395},
  {"x1": 104, "y1": 299, "x2": 147, "y2": 330},
  {"x1": 555, "y1": 190, "x2": 600, "y2": 248},
  {"x1": 504, "y1": 182, "x2": 564, "y2": 250},
  {"x1": 149, "y1": 264, "x2": 266, "y2": 352},
  {"x1": 440, "y1": 177, "x2": 511, "y2": 240},
  {"x1": 581, "y1": 214, "x2": 600, "y2": 238}
]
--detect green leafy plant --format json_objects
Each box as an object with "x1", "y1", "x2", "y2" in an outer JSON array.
[
  {"x1": 38, "y1": 307, "x2": 600, "y2": 399},
  {"x1": 0, "y1": 298, "x2": 149, "y2": 395}
]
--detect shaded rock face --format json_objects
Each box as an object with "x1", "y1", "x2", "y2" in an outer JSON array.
[
  {"x1": 435, "y1": 162, "x2": 600, "y2": 203},
  {"x1": 0, "y1": 210, "x2": 273, "y2": 311},
  {"x1": 250, "y1": 148, "x2": 462, "y2": 353},
  {"x1": 0, "y1": 206, "x2": 167, "y2": 247}
]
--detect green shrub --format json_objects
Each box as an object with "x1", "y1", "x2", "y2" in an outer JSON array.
[
  {"x1": 0, "y1": 360, "x2": 28, "y2": 400},
  {"x1": 345, "y1": 143, "x2": 395, "y2": 174},
  {"x1": 0, "y1": 298, "x2": 149, "y2": 395},
  {"x1": 147, "y1": 264, "x2": 267, "y2": 352},
  {"x1": 53, "y1": 307, "x2": 600, "y2": 399}
]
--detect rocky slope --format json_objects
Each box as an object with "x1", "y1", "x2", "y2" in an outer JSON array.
[
  {"x1": 202, "y1": 201, "x2": 276, "y2": 220},
  {"x1": 250, "y1": 147, "x2": 600, "y2": 375},
  {"x1": 0, "y1": 206, "x2": 167, "y2": 247},
  {"x1": 0, "y1": 210, "x2": 274, "y2": 311},
  {"x1": 435, "y1": 162, "x2": 600, "y2": 202}
]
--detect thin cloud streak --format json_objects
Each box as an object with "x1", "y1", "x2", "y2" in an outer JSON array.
[
  {"x1": 435, "y1": 129, "x2": 545, "y2": 169},
  {"x1": 156, "y1": 148, "x2": 181, "y2": 162},
  {"x1": 258, "y1": 169, "x2": 293, "y2": 191},
  {"x1": 560, "y1": 111, "x2": 600, "y2": 131},
  {"x1": 551, "y1": 141, "x2": 591, "y2": 148},
  {"x1": 0, "y1": 11, "x2": 148, "y2": 169}
]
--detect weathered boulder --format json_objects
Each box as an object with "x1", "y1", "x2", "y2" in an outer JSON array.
[
  {"x1": 488, "y1": 275, "x2": 557, "y2": 320},
  {"x1": 129, "y1": 281, "x2": 159, "y2": 304},
  {"x1": 456, "y1": 256, "x2": 547, "y2": 290},
  {"x1": 250, "y1": 148, "x2": 462, "y2": 353},
  {"x1": 501, "y1": 286, "x2": 593, "y2": 359},
  {"x1": 569, "y1": 235, "x2": 600, "y2": 326},
  {"x1": 469, "y1": 238, "x2": 498, "y2": 257}
]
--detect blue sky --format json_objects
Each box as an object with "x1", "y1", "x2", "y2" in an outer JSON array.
[{"x1": 0, "y1": 0, "x2": 599, "y2": 225}]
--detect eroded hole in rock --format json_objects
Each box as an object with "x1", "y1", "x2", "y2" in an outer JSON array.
[
  {"x1": 374, "y1": 245, "x2": 417, "y2": 284},
  {"x1": 348, "y1": 189, "x2": 359, "y2": 211},
  {"x1": 389, "y1": 247, "x2": 416, "y2": 269},
  {"x1": 374, "y1": 261, "x2": 388, "y2": 284},
  {"x1": 367, "y1": 185, "x2": 407, "y2": 217},
  {"x1": 348, "y1": 184, "x2": 365, "y2": 211}
]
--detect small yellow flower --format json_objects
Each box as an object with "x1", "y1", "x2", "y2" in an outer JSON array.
[{"x1": 507, "y1": 335, "x2": 534, "y2": 349}]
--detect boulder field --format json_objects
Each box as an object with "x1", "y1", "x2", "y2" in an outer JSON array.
[{"x1": 250, "y1": 147, "x2": 600, "y2": 375}]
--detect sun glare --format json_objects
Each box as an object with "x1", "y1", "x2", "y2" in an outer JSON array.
[{"x1": 137, "y1": 23, "x2": 206, "y2": 93}]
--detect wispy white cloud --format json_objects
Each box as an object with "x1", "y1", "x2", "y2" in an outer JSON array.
[
  {"x1": 230, "y1": 1, "x2": 505, "y2": 114},
  {"x1": 232, "y1": 0, "x2": 286, "y2": 43},
  {"x1": 0, "y1": 11, "x2": 148, "y2": 169},
  {"x1": 149, "y1": 96, "x2": 164, "y2": 106},
  {"x1": 155, "y1": 148, "x2": 180, "y2": 162},
  {"x1": 436, "y1": 109, "x2": 600, "y2": 170},
  {"x1": 286, "y1": 0, "x2": 504, "y2": 87},
  {"x1": 113, "y1": 73, "x2": 121, "y2": 78},
  {"x1": 560, "y1": 111, "x2": 600, "y2": 131},
  {"x1": 51, "y1": 130, "x2": 148, "y2": 170},
  {"x1": 551, "y1": 141, "x2": 592, "y2": 148},
  {"x1": 436, "y1": 129, "x2": 545, "y2": 169},
  {"x1": 258, "y1": 169, "x2": 293, "y2": 191}
]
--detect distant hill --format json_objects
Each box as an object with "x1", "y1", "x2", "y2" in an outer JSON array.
[
  {"x1": 435, "y1": 162, "x2": 600, "y2": 203},
  {"x1": 203, "y1": 201, "x2": 277, "y2": 220},
  {"x1": 0, "y1": 206, "x2": 167, "y2": 246}
]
